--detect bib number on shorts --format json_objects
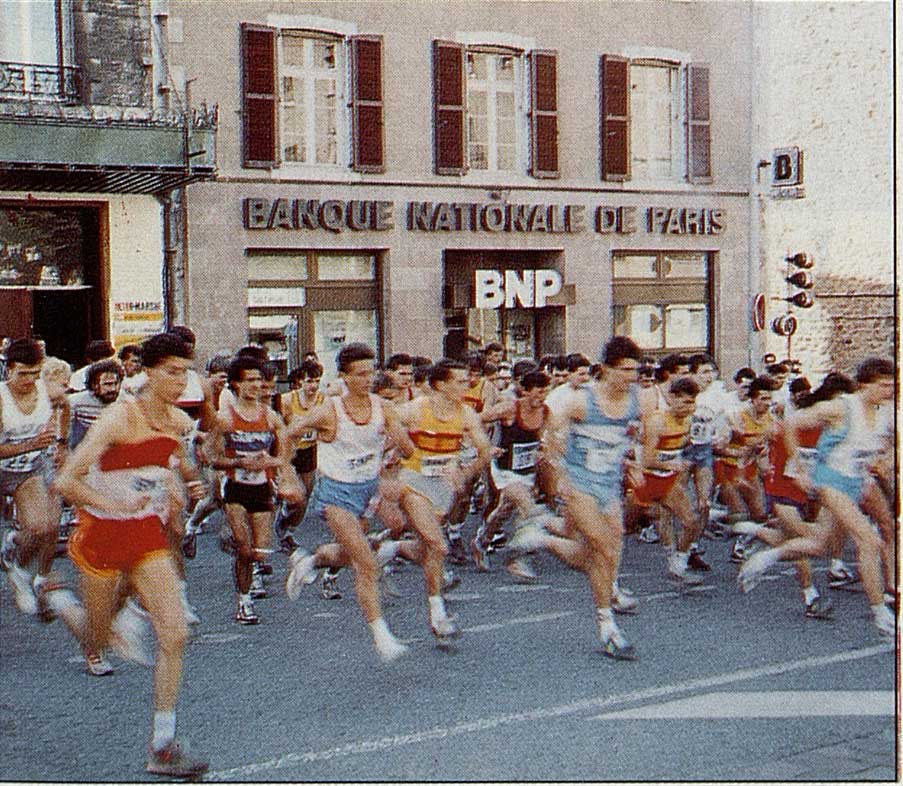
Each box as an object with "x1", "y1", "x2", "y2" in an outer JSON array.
[{"x1": 511, "y1": 442, "x2": 539, "y2": 472}]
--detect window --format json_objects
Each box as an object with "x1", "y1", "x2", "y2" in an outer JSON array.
[
  {"x1": 241, "y1": 24, "x2": 383, "y2": 171},
  {"x1": 612, "y1": 251, "x2": 711, "y2": 354},
  {"x1": 247, "y1": 250, "x2": 380, "y2": 380},
  {"x1": 433, "y1": 41, "x2": 557, "y2": 178},
  {"x1": 600, "y1": 55, "x2": 711, "y2": 183}
]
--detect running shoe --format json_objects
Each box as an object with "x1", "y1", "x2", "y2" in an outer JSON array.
[
  {"x1": 180, "y1": 532, "x2": 197, "y2": 560},
  {"x1": 279, "y1": 533, "x2": 299, "y2": 554},
  {"x1": 638, "y1": 524, "x2": 660, "y2": 544},
  {"x1": 85, "y1": 651, "x2": 114, "y2": 676},
  {"x1": 874, "y1": 606, "x2": 895, "y2": 638},
  {"x1": 442, "y1": 567, "x2": 461, "y2": 592},
  {"x1": 471, "y1": 536, "x2": 490, "y2": 571},
  {"x1": 599, "y1": 629, "x2": 638, "y2": 661},
  {"x1": 668, "y1": 556, "x2": 704, "y2": 587},
  {"x1": 506, "y1": 557, "x2": 538, "y2": 583},
  {"x1": 1, "y1": 551, "x2": 37, "y2": 615},
  {"x1": 431, "y1": 616, "x2": 461, "y2": 640},
  {"x1": 249, "y1": 572, "x2": 267, "y2": 600},
  {"x1": 804, "y1": 598, "x2": 834, "y2": 620},
  {"x1": 256, "y1": 561, "x2": 274, "y2": 577},
  {"x1": 488, "y1": 531, "x2": 508, "y2": 551},
  {"x1": 737, "y1": 550, "x2": 770, "y2": 593},
  {"x1": 320, "y1": 570, "x2": 342, "y2": 600},
  {"x1": 235, "y1": 598, "x2": 259, "y2": 625},
  {"x1": 285, "y1": 550, "x2": 317, "y2": 601},
  {"x1": 111, "y1": 601, "x2": 154, "y2": 667},
  {"x1": 146, "y1": 740, "x2": 209, "y2": 778},
  {"x1": 827, "y1": 566, "x2": 859, "y2": 589},
  {"x1": 687, "y1": 551, "x2": 711, "y2": 572},
  {"x1": 611, "y1": 590, "x2": 639, "y2": 615},
  {"x1": 729, "y1": 540, "x2": 748, "y2": 564},
  {"x1": 375, "y1": 635, "x2": 409, "y2": 663}
]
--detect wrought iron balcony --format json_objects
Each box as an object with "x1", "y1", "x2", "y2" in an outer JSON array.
[{"x1": 0, "y1": 61, "x2": 81, "y2": 103}]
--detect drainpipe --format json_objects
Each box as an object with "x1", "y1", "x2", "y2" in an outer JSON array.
[{"x1": 158, "y1": 191, "x2": 177, "y2": 330}]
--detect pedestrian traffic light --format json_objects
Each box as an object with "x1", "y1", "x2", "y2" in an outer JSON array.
[{"x1": 785, "y1": 252, "x2": 815, "y2": 308}]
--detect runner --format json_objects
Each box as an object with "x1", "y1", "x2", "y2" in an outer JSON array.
[
  {"x1": 385, "y1": 353, "x2": 416, "y2": 402},
  {"x1": 206, "y1": 354, "x2": 301, "y2": 624},
  {"x1": 395, "y1": 358, "x2": 493, "y2": 640},
  {"x1": 514, "y1": 336, "x2": 644, "y2": 660},
  {"x1": 117, "y1": 344, "x2": 147, "y2": 398},
  {"x1": 284, "y1": 343, "x2": 413, "y2": 661},
  {"x1": 51, "y1": 331, "x2": 209, "y2": 776},
  {"x1": 0, "y1": 339, "x2": 64, "y2": 619}
]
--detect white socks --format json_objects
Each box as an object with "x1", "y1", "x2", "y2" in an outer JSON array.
[
  {"x1": 152, "y1": 710, "x2": 176, "y2": 752},
  {"x1": 596, "y1": 607, "x2": 617, "y2": 639},
  {"x1": 803, "y1": 585, "x2": 819, "y2": 606},
  {"x1": 428, "y1": 594, "x2": 448, "y2": 625}
]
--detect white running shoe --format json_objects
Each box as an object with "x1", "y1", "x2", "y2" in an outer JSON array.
[
  {"x1": 731, "y1": 520, "x2": 762, "y2": 537},
  {"x1": 285, "y1": 550, "x2": 317, "y2": 601},
  {"x1": 737, "y1": 549, "x2": 771, "y2": 594},
  {"x1": 431, "y1": 615, "x2": 461, "y2": 640},
  {"x1": 611, "y1": 590, "x2": 639, "y2": 615},
  {"x1": 85, "y1": 651, "x2": 114, "y2": 676},
  {"x1": 111, "y1": 602, "x2": 154, "y2": 667},
  {"x1": 375, "y1": 634, "x2": 409, "y2": 663},
  {"x1": 667, "y1": 556, "x2": 704, "y2": 587},
  {"x1": 506, "y1": 557, "x2": 538, "y2": 582},
  {"x1": 2, "y1": 557, "x2": 37, "y2": 615},
  {"x1": 874, "y1": 606, "x2": 896, "y2": 638}
]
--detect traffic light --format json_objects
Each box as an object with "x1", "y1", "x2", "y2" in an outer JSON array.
[{"x1": 784, "y1": 252, "x2": 815, "y2": 309}]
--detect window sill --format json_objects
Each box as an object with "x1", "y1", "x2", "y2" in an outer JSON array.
[{"x1": 271, "y1": 165, "x2": 363, "y2": 183}]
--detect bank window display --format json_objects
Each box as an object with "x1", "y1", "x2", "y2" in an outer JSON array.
[
  {"x1": 612, "y1": 251, "x2": 711, "y2": 354},
  {"x1": 241, "y1": 25, "x2": 384, "y2": 172},
  {"x1": 247, "y1": 250, "x2": 380, "y2": 380},
  {"x1": 600, "y1": 56, "x2": 711, "y2": 184},
  {"x1": 433, "y1": 41, "x2": 558, "y2": 178}
]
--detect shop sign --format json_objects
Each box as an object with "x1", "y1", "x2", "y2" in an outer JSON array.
[
  {"x1": 408, "y1": 202, "x2": 585, "y2": 233},
  {"x1": 111, "y1": 300, "x2": 164, "y2": 349},
  {"x1": 244, "y1": 198, "x2": 394, "y2": 232},
  {"x1": 474, "y1": 269, "x2": 562, "y2": 309}
]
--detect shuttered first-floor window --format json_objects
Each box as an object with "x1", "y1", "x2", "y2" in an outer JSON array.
[{"x1": 612, "y1": 251, "x2": 712, "y2": 356}]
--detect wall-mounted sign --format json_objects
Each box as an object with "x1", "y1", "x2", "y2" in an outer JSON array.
[
  {"x1": 770, "y1": 146, "x2": 805, "y2": 199},
  {"x1": 752, "y1": 292, "x2": 766, "y2": 332},
  {"x1": 475, "y1": 269, "x2": 562, "y2": 309},
  {"x1": 243, "y1": 197, "x2": 727, "y2": 235},
  {"x1": 111, "y1": 300, "x2": 164, "y2": 349}
]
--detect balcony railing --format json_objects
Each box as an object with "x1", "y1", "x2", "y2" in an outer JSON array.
[{"x1": 0, "y1": 61, "x2": 80, "y2": 103}]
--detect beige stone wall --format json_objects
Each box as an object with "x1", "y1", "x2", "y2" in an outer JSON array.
[{"x1": 752, "y1": 1, "x2": 894, "y2": 380}]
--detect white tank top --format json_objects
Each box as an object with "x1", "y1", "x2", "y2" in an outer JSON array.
[
  {"x1": 823, "y1": 394, "x2": 884, "y2": 478},
  {"x1": 317, "y1": 394, "x2": 385, "y2": 483},
  {"x1": 0, "y1": 379, "x2": 53, "y2": 473}
]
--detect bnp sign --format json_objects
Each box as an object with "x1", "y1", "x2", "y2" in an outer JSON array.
[{"x1": 474, "y1": 269, "x2": 562, "y2": 309}]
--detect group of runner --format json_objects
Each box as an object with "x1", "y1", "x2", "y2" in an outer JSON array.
[{"x1": 0, "y1": 331, "x2": 897, "y2": 777}]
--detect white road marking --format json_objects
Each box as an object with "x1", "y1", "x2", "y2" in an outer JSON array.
[
  {"x1": 464, "y1": 611, "x2": 576, "y2": 633},
  {"x1": 191, "y1": 632, "x2": 243, "y2": 645},
  {"x1": 496, "y1": 583, "x2": 552, "y2": 593},
  {"x1": 444, "y1": 592, "x2": 483, "y2": 601},
  {"x1": 204, "y1": 643, "x2": 893, "y2": 780},
  {"x1": 595, "y1": 690, "x2": 894, "y2": 719}
]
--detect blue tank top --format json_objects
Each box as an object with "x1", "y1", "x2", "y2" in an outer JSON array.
[{"x1": 564, "y1": 386, "x2": 638, "y2": 479}]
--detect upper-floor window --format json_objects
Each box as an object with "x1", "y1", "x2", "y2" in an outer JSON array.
[
  {"x1": 241, "y1": 22, "x2": 383, "y2": 172},
  {"x1": 279, "y1": 32, "x2": 344, "y2": 166},
  {"x1": 600, "y1": 55, "x2": 711, "y2": 184},
  {"x1": 466, "y1": 48, "x2": 521, "y2": 172},
  {"x1": 434, "y1": 40, "x2": 558, "y2": 178}
]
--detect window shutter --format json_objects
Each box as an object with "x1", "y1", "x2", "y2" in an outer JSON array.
[
  {"x1": 529, "y1": 49, "x2": 558, "y2": 178},
  {"x1": 687, "y1": 63, "x2": 712, "y2": 183},
  {"x1": 241, "y1": 23, "x2": 277, "y2": 169},
  {"x1": 433, "y1": 40, "x2": 466, "y2": 175},
  {"x1": 600, "y1": 54, "x2": 630, "y2": 181},
  {"x1": 351, "y1": 35, "x2": 385, "y2": 173}
]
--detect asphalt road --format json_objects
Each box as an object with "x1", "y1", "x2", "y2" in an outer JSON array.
[{"x1": 1, "y1": 510, "x2": 898, "y2": 782}]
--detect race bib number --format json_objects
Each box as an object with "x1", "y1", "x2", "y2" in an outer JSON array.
[
  {"x1": 345, "y1": 451, "x2": 377, "y2": 474},
  {"x1": 0, "y1": 448, "x2": 39, "y2": 473},
  {"x1": 298, "y1": 430, "x2": 316, "y2": 443},
  {"x1": 421, "y1": 454, "x2": 455, "y2": 477},
  {"x1": 511, "y1": 442, "x2": 539, "y2": 472},
  {"x1": 236, "y1": 468, "x2": 267, "y2": 485},
  {"x1": 657, "y1": 448, "x2": 683, "y2": 466},
  {"x1": 584, "y1": 446, "x2": 615, "y2": 474},
  {"x1": 850, "y1": 449, "x2": 877, "y2": 478},
  {"x1": 689, "y1": 417, "x2": 715, "y2": 445}
]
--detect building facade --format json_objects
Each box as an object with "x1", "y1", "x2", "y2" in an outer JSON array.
[
  {"x1": 0, "y1": 0, "x2": 216, "y2": 365},
  {"x1": 173, "y1": 0, "x2": 755, "y2": 378}
]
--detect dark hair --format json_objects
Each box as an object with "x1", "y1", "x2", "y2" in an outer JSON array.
[
  {"x1": 512, "y1": 359, "x2": 539, "y2": 381},
  {"x1": 372, "y1": 372, "x2": 395, "y2": 394},
  {"x1": 669, "y1": 377, "x2": 700, "y2": 398},
  {"x1": 788, "y1": 377, "x2": 811, "y2": 395},
  {"x1": 733, "y1": 367, "x2": 756, "y2": 384},
  {"x1": 84, "y1": 339, "x2": 116, "y2": 363},
  {"x1": 413, "y1": 355, "x2": 432, "y2": 368},
  {"x1": 337, "y1": 342, "x2": 374, "y2": 374},
  {"x1": 228, "y1": 354, "x2": 265, "y2": 385},
  {"x1": 302, "y1": 351, "x2": 319, "y2": 362},
  {"x1": 87, "y1": 359, "x2": 123, "y2": 390},
  {"x1": 289, "y1": 359, "x2": 323, "y2": 385},
  {"x1": 659, "y1": 353, "x2": 689, "y2": 375},
  {"x1": 811, "y1": 371, "x2": 856, "y2": 402},
  {"x1": 589, "y1": 363, "x2": 603, "y2": 380},
  {"x1": 856, "y1": 357, "x2": 895, "y2": 385},
  {"x1": 601, "y1": 336, "x2": 642, "y2": 367},
  {"x1": 483, "y1": 342, "x2": 504, "y2": 355},
  {"x1": 117, "y1": 343, "x2": 142, "y2": 362},
  {"x1": 748, "y1": 375, "x2": 777, "y2": 399},
  {"x1": 206, "y1": 354, "x2": 231, "y2": 375},
  {"x1": 413, "y1": 365, "x2": 430, "y2": 384},
  {"x1": 483, "y1": 361, "x2": 499, "y2": 376},
  {"x1": 5, "y1": 338, "x2": 45, "y2": 368},
  {"x1": 638, "y1": 361, "x2": 656, "y2": 378},
  {"x1": 262, "y1": 362, "x2": 278, "y2": 382},
  {"x1": 142, "y1": 332, "x2": 192, "y2": 368},
  {"x1": 566, "y1": 353, "x2": 590, "y2": 373},
  {"x1": 465, "y1": 352, "x2": 485, "y2": 373},
  {"x1": 688, "y1": 353, "x2": 715, "y2": 374},
  {"x1": 766, "y1": 361, "x2": 790, "y2": 376},
  {"x1": 547, "y1": 355, "x2": 568, "y2": 373},
  {"x1": 237, "y1": 344, "x2": 269, "y2": 362},
  {"x1": 169, "y1": 325, "x2": 196, "y2": 348},
  {"x1": 428, "y1": 358, "x2": 466, "y2": 388},
  {"x1": 386, "y1": 353, "x2": 413, "y2": 371},
  {"x1": 521, "y1": 370, "x2": 550, "y2": 391}
]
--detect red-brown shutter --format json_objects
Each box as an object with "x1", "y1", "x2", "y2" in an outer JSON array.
[
  {"x1": 433, "y1": 40, "x2": 466, "y2": 175},
  {"x1": 241, "y1": 23, "x2": 277, "y2": 168},
  {"x1": 351, "y1": 35, "x2": 384, "y2": 172},
  {"x1": 600, "y1": 54, "x2": 630, "y2": 181},
  {"x1": 529, "y1": 49, "x2": 558, "y2": 178},
  {"x1": 687, "y1": 62, "x2": 712, "y2": 183}
]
